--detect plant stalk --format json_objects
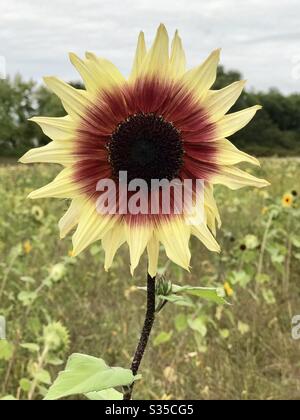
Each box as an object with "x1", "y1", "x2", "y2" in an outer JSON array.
[{"x1": 123, "y1": 273, "x2": 156, "y2": 400}]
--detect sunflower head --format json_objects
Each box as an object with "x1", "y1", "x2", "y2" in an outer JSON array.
[
  {"x1": 31, "y1": 205, "x2": 44, "y2": 221},
  {"x1": 23, "y1": 240, "x2": 32, "y2": 255},
  {"x1": 282, "y1": 193, "x2": 293, "y2": 208},
  {"x1": 20, "y1": 24, "x2": 269, "y2": 277}
]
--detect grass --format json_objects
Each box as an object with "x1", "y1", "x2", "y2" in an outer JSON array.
[{"x1": 0, "y1": 158, "x2": 300, "y2": 400}]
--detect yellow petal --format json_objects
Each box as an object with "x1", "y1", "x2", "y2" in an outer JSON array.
[
  {"x1": 72, "y1": 201, "x2": 117, "y2": 255},
  {"x1": 69, "y1": 52, "x2": 102, "y2": 93},
  {"x1": 203, "y1": 80, "x2": 246, "y2": 122},
  {"x1": 183, "y1": 49, "x2": 220, "y2": 101},
  {"x1": 43, "y1": 76, "x2": 91, "y2": 119},
  {"x1": 213, "y1": 166, "x2": 270, "y2": 190},
  {"x1": 157, "y1": 217, "x2": 191, "y2": 270},
  {"x1": 84, "y1": 53, "x2": 125, "y2": 87},
  {"x1": 215, "y1": 139, "x2": 260, "y2": 166},
  {"x1": 29, "y1": 116, "x2": 75, "y2": 141},
  {"x1": 216, "y1": 105, "x2": 262, "y2": 139},
  {"x1": 19, "y1": 141, "x2": 75, "y2": 166},
  {"x1": 130, "y1": 31, "x2": 147, "y2": 81},
  {"x1": 170, "y1": 30, "x2": 186, "y2": 78},
  {"x1": 141, "y1": 24, "x2": 169, "y2": 77},
  {"x1": 59, "y1": 199, "x2": 83, "y2": 238},
  {"x1": 204, "y1": 184, "x2": 221, "y2": 234},
  {"x1": 191, "y1": 223, "x2": 220, "y2": 252},
  {"x1": 125, "y1": 222, "x2": 153, "y2": 275},
  {"x1": 147, "y1": 234, "x2": 160, "y2": 278},
  {"x1": 28, "y1": 167, "x2": 79, "y2": 199},
  {"x1": 102, "y1": 223, "x2": 126, "y2": 271}
]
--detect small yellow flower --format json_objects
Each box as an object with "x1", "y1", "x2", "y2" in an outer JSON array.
[
  {"x1": 224, "y1": 282, "x2": 234, "y2": 297},
  {"x1": 161, "y1": 393, "x2": 173, "y2": 400},
  {"x1": 261, "y1": 206, "x2": 268, "y2": 215},
  {"x1": 282, "y1": 193, "x2": 293, "y2": 208},
  {"x1": 23, "y1": 240, "x2": 32, "y2": 255},
  {"x1": 68, "y1": 249, "x2": 75, "y2": 257}
]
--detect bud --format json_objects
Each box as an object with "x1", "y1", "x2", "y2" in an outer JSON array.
[
  {"x1": 155, "y1": 275, "x2": 172, "y2": 297},
  {"x1": 155, "y1": 275, "x2": 173, "y2": 313},
  {"x1": 49, "y1": 263, "x2": 66, "y2": 282},
  {"x1": 43, "y1": 322, "x2": 70, "y2": 352}
]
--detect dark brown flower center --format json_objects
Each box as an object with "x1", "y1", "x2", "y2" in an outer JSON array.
[{"x1": 108, "y1": 113, "x2": 184, "y2": 184}]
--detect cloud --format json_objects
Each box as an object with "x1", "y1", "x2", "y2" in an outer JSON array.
[{"x1": 1, "y1": 0, "x2": 299, "y2": 93}]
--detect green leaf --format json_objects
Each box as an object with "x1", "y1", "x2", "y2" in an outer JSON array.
[
  {"x1": 20, "y1": 343, "x2": 40, "y2": 353},
  {"x1": 35, "y1": 369, "x2": 51, "y2": 385},
  {"x1": 229, "y1": 271, "x2": 251, "y2": 288},
  {"x1": 255, "y1": 273, "x2": 271, "y2": 284},
  {"x1": 187, "y1": 317, "x2": 207, "y2": 337},
  {"x1": 174, "y1": 314, "x2": 188, "y2": 332},
  {"x1": 291, "y1": 236, "x2": 300, "y2": 248},
  {"x1": 141, "y1": 283, "x2": 228, "y2": 305},
  {"x1": 262, "y1": 288, "x2": 276, "y2": 305},
  {"x1": 172, "y1": 284, "x2": 228, "y2": 305},
  {"x1": 0, "y1": 395, "x2": 17, "y2": 400},
  {"x1": 157, "y1": 294, "x2": 194, "y2": 307},
  {"x1": 20, "y1": 276, "x2": 36, "y2": 284},
  {"x1": 153, "y1": 331, "x2": 173, "y2": 347},
  {"x1": 19, "y1": 378, "x2": 31, "y2": 392},
  {"x1": 46, "y1": 356, "x2": 64, "y2": 366},
  {"x1": 17, "y1": 291, "x2": 38, "y2": 306},
  {"x1": 44, "y1": 353, "x2": 139, "y2": 400},
  {"x1": 0, "y1": 341, "x2": 14, "y2": 361},
  {"x1": 85, "y1": 388, "x2": 123, "y2": 400}
]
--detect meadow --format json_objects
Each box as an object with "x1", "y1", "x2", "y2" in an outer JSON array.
[{"x1": 0, "y1": 158, "x2": 300, "y2": 400}]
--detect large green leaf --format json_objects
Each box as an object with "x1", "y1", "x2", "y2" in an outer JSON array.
[
  {"x1": 44, "y1": 353, "x2": 139, "y2": 400},
  {"x1": 85, "y1": 388, "x2": 123, "y2": 400},
  {"x1": 0, "y1": 395, "x2": 17, "y2": 400}
]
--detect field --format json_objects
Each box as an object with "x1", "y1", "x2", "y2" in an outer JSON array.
[{"x1": 0, "y1": 158, "x2": 300, "y2": 400}]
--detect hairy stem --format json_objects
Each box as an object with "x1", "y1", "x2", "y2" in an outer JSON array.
[
  {"x1": 123, "y1": 274, "x2": 156, "y2": 400},
  {"x1": 28, "y1": 344, "x2": 49, "y2": 400}
]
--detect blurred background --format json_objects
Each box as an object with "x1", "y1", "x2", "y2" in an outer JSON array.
[{"x1": 0, "y1": 0, "x2": 300, "y2": 400}]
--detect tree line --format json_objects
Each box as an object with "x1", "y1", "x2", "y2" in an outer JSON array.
[{"x1": 0, "y1": 68, "x2": 299, "y2": 158}]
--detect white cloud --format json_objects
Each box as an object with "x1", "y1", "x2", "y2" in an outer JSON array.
[{"x1": 1, "y1": 0, "x2": 299, "y2": 93}]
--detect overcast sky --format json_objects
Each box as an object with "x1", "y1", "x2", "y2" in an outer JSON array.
[{"x1": 1, "y1": 0, "x2": 300, "y2": 93}]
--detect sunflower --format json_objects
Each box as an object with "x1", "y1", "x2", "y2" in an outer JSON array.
[
  {"x1": 282, "y1": 193, "x2": 293, "y2": 208},
  {"x1": 20, "y1": 24, "x2": 269, "y2": 276},
  {"x1": 31, "y1": 205, "x2": 44, "y2": 221},
  {"x1": 223, "y1": 282, "x2": 234, "y2": 297},
  {"x1": 23, "y1": 240, "x2": 32, "y2": 255}
]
